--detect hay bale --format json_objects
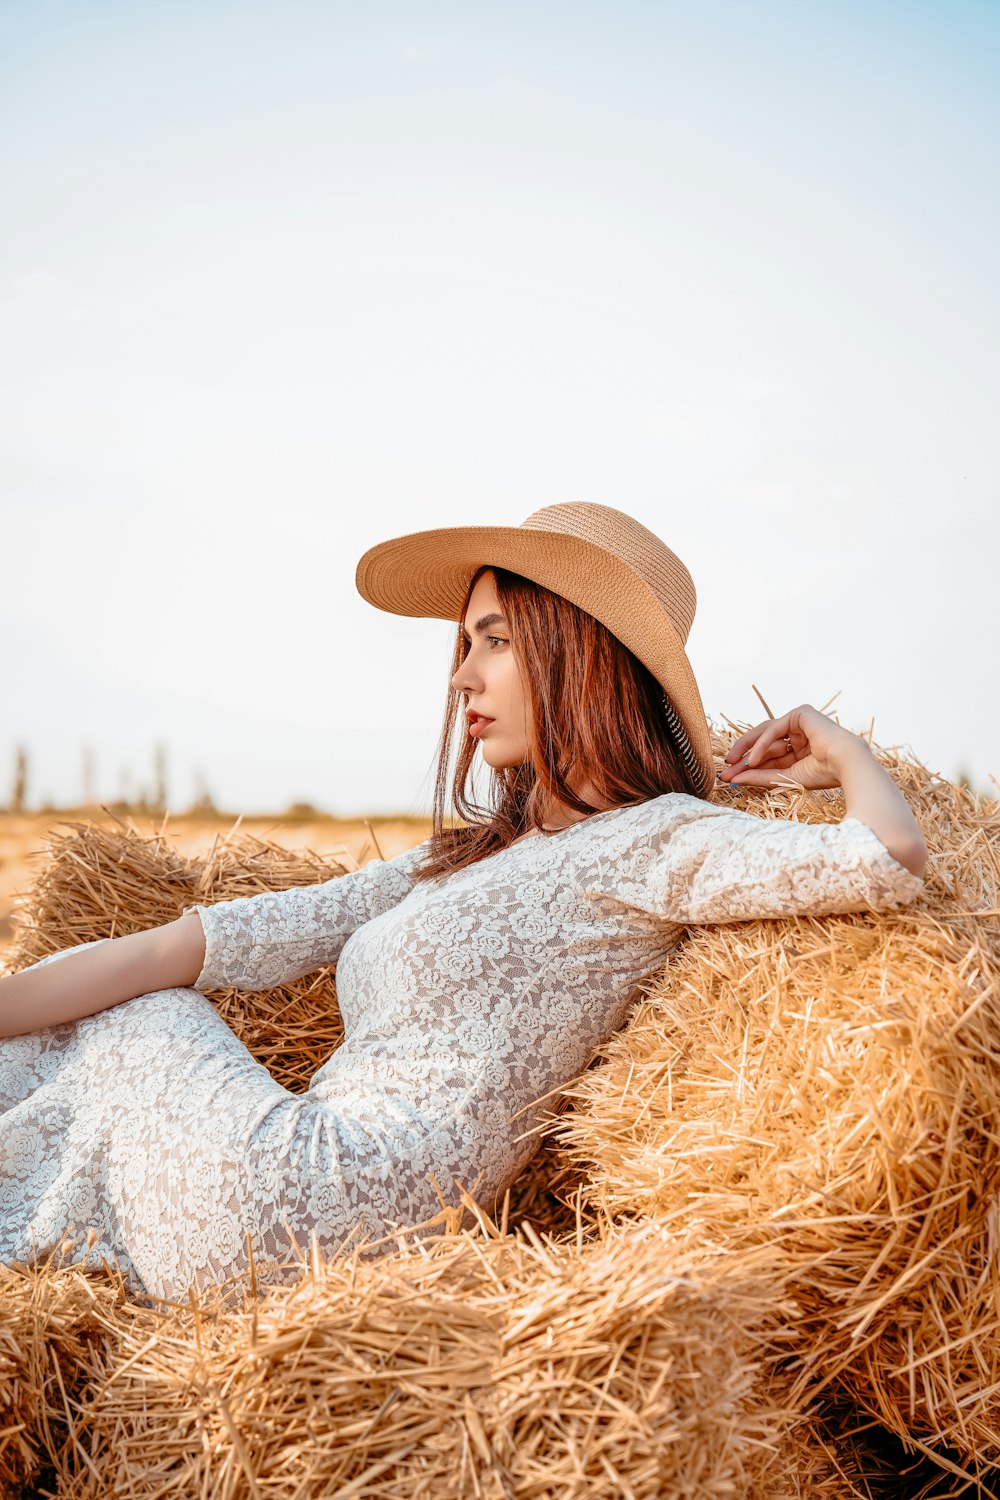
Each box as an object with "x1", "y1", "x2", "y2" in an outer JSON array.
[
  {"x1": 554, "y1": 741, "x2": 1000, "y2": 1465},
  {"x1": 0, "y1": 1243, "x2": 155, "y2": 1498},
  {"x1": 6, "y1": 818, "x2": 351, "y2": 1093},
  {"x1": 21, "y1": 1228, "x2": 865, "y2": 1500},
  {"x1": 4, "y1": 737, "x2": 999, "y2": 1491}
]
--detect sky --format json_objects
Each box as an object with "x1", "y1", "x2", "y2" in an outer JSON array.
[{"x1": 1, "y1": 0, "x2": 998, "y2": 816}]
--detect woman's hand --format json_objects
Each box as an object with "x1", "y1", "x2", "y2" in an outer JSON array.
[
  {"x1": 719, "y1": 704, "x2": 868, "y2": 790},
  {"x1": 719, "y1": 703, "x2": 928, "y2": 875}
]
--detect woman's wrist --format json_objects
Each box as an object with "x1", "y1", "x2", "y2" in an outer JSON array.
[
  {"x1": 827, "y1": 728, "x2": 877, "y2": 780},
  {"x1": 835, "y1": 736, "x2": 927, "y2": 877}
]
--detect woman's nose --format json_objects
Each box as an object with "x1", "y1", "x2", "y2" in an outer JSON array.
[{"x1": 451, "y1": 652, "x2": 481, "y2": 695}]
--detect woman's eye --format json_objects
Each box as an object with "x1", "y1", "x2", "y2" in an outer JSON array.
[{"x1": 486, "y1": 635, "x2": 507, "y2": 649}]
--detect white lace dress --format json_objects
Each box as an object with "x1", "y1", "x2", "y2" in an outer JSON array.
[{"x1": 0, "y1": 795, "x2": 924, "y2": 1300}]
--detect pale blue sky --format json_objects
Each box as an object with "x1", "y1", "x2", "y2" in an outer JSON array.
[{"x1": 1, "y1": 1, "x2": 997, "y2": 813}]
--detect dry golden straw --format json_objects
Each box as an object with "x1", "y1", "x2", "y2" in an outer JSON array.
[
  {"x1": 7, "y1": 816, "x2": 351, "y2": 1093},
  {"x1": 3, "y1": 1225, "x2": 892, "y2": 1499},
  {"x1": 2, "y1": 727, "x2": 998, "y2": 1495},
  {"x1": 555, "y1": 731, "x2": 1000, "y2": 1479}
]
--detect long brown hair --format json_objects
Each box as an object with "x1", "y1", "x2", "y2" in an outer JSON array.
[{"x1": 413, "y1": 566, "x2": 705, "y2": 880}]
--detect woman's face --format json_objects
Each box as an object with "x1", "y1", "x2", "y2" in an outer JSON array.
[{"x1": 450, "y1": 570, "x2": 531, "y2": 770}]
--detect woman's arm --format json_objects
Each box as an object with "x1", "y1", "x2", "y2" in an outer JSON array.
[
  {"x1": 0, "y1": 838, "x2": 432, "y2": 1041},
  {"x1": 827, "y1": 735, "x2": 927, "y2": 876},
  {"x1": 0, "y1": 911, "x2": 206, "y2": 1040},
  {"x1": 721, "y1": 704, "x2": 928, "y2": 877}
]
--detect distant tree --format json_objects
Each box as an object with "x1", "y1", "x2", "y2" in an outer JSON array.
[
  {"x1": 188, "y1": 769, "x2": 218, "y2": 818},
  {"x1": 81, "y1": 745, "x2": 96, "y2": 806},
  {"x1": 10, "y1": 745, "x2": 28, "y2": 814},
  {"x1": 117, "y1": 765, "x2": 134, "y2": 809},
  {"x1": 286, "y1": 800, "x2": 320, "y2": 819},
  {"x1": 153, "y1": 743, "x2": 168, "y2": 813},
  {"x1": 955, "y1": 766, "x2": 981, "y2": 804}
]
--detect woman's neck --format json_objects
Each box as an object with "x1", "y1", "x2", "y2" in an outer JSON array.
[{"x1": 534, "y1": 779, "x2": 615, "y2": 834}]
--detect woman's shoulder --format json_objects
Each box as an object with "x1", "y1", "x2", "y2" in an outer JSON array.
[
  {"x1": 600, "y1": 790, "x2": 723, "y2": 832},
  {"x1": 429, "y1": 795, "x2": 729, "y2": 880},
  {"x1": 563, "y1": 792, "x2": 727, "y2": 857}
]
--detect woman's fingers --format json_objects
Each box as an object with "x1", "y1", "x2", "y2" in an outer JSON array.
[
  {"x1": 720, "y1": 721, "x2": 810, "y2": 788},
  {"x1": 726, "y1": 717, "x2": 797, "y2": 767},
  {"x1": 726, "y1": 710, "x2": 816, "y2": 763},
  {"x1": 719, "y1": 707, "x2": 843, "y2": 790},
  {"x1": 747, "y1": 728, "x2": 795, "y2": 768},
  {"x1": 723, "y1": 765, "x2": 802, "y2": 788},
  {"x1": 723, "y1": 745, "x2": 792, "y2": 778},
  {"x1": 725, "y1": 714, "x2": 793, "y2": 764}
]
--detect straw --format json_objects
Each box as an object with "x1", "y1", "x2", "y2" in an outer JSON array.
[
  {"x1": 553, "y1": 728, "x2": 1000, "y2": 1468},
  {"x1": 6, "y1": 816, "x2": 351, "y2": 1092},
  {"x1": 5, "y1": 1227, "x2": 890, "y2": 1499},
  {"x1": 3, "y1": 727, "x2": 999, "y2": 1491},
  {"x1": 0, "y1": 1237, "x2": 155, "y2": 1497}
]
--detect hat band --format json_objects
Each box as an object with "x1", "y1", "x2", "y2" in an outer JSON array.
[{"x1": 662, "y1": 694, "x2": 705, "y2": 791}]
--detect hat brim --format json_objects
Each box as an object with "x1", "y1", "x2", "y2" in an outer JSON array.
[{"x1": 356, "y1": 523, "x2": 715, "y2": 795}]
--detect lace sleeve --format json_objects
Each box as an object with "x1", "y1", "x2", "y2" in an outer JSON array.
[
  {"x1": 186, "y1": 840, "x2": 431, "y2": 991},
  {"x1": 618, "y1": 800, "x2": 924, "y2": 925}
]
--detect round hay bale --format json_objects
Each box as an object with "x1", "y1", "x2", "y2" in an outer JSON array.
[
  {"x1": 5, "y1": 819, "x2": 351, "y2": 1093},
  {"x1": 16, "y1": 1228, "x2": 867, "y2": 1500},
  {"x1": 4, "y1": 736, "x2": 997, "y2": 1492},
  {"x1": 554, "y1": 744, "x2": 1000, "y2": 1467},
  {"x1": 0, "y1": 1244, "x2": 153, "y2": 1498}
]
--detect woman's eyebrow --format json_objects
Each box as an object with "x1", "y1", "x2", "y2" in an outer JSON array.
[{"x1": 462, "y1": 611, "x2": 507, "y2": 638}]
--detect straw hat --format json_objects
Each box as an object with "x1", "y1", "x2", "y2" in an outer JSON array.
[{"x1": 356, "y1": 502, "x2": 715, "y2": 796}]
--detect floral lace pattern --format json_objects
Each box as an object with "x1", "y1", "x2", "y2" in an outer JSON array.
[{"x1": 0, "y1": 795, "x2": 923, "y2": 1299}]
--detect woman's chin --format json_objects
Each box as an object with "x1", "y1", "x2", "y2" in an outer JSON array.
[{"x1": 479, "y1": 742, "x2": 521, "y2": 771}]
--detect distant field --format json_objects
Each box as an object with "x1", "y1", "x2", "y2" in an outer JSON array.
[{"x1": 0, "y1": 809, "x2": 433, "y2": 962}]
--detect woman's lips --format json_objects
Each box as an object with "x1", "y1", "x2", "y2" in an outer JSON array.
[{"x1": 468, "y1": 715, "x2": 495, "y2": 738}]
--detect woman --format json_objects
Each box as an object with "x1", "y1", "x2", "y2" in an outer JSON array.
[{"x1": 0, "y1": 503, "x2": 926, "y2": 1300}]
